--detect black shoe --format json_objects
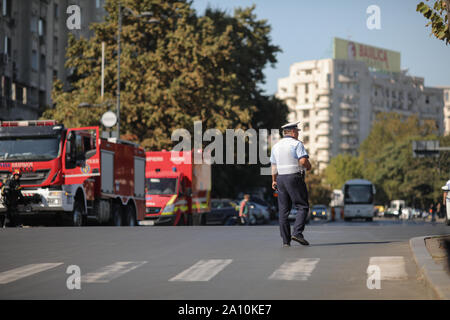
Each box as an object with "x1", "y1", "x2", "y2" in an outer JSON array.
[{"x1": 291, "y1": 236, "x2": 309, "y2": 246}]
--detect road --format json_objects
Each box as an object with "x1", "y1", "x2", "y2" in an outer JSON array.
[{"x1": 0, "y1": 218, "x2": 448, "y2": 300}]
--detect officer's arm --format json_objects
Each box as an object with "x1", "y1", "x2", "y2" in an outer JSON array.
[
  {"x1": 299, "y1": 157, "x2": 311, "y2": 171},
  {"x1": 271, "y1": 164, "x2": 278, "y2": 190}
]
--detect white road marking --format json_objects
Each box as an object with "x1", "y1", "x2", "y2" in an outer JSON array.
[
  {"x1": 82, "y1": 261, "x2": 147, "y2": 283},
  {"x1": 169, "y1": 259, "x2": 233, "y2": 282},
  {"x1": 269, "y1": 258, "x2": 320, "y2": 281},
  {"x1": 367, "y1": 256, "x2": 408, "y2": 280},
  {"x1": 0, "y1": 263, "x2": 63, "y2": 284}
]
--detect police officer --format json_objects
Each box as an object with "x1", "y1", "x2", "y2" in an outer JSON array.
[
  {"x1": 270, "y1": 122, "x2": 311, "y2": 247},
  {"x1": 1, "y1": 169, "x2": 25, "y2": 228}
]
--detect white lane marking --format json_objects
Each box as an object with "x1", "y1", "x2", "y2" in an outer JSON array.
[
  {"x1": 367, "y1": 256, "x2": 408, "y2": 280},
  {"x1": 0, "y1": 263, "x2": 63, "y2": 284},
  {"x1": 169, "y1": 259, "x2": 233, "y2": 282},
  {"x1": 269, "y1": 258, "x2": 320, "y2": 281},
  {"x1": 82, "y1": 261, "x2": 147, "y2": 283}
]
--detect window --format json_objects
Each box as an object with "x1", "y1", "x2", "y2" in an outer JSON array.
[
  {"x1": 425, "y1": 96, "x2": 430, "y2": 104},
  {"x1": 31, "y1": 50, "x2": 38, "y2": 71},
  {"x1": 445, "y1": 92, "x2": 449, "y2": 102},
  {"x1": 40, "y1": 54, "x2": 46, "y2": 73},
  {"x1": 54, "y1": 3, "x2": 59, "y2": 19},
  {"x1": 96, "y1": 0, "x2": 102, "y2": 9},
  {"x1": 305, "y1": 83, "x2": 309, "y2": 94},
  {"x1": 303, "y1": 110, "x2": 309, "y2": 118},
  {"x1": 38, "y1": 18, "x2": 46, "y2": 37},
  {"x1": 303, "y1": 136, "x2": 309, "y2": 144},
  {"x1": 30, "y1": 16, "x2": 38, "y2": 32},
  {"x1": 2, "y1": 0, "x2": 11, "y2": 17},
  {"x1": 54, "y1": 36, "x2": 58, "y2": 54},
  {"x1": 4, "y1": 36, "x2": 11, "y2": 56}
]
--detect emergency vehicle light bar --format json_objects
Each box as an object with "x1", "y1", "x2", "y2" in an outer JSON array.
[{"x1": 0, "y1": 120, "x2": 57, "y2": 127}]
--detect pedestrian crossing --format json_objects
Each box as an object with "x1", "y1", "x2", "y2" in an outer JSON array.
[{"x1": 0, "y1": 256, "x2": 410, "y2": 285}]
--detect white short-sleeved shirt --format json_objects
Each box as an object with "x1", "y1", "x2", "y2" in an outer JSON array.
[
  {"x1": 445, "y1": 180, "x2": 450, "y2": 199},
  {"x1": 270, "y1": 136, "x2": 309, "y2": 175}
]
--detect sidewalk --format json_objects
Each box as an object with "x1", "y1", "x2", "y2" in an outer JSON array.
[{"x1": 410, "y1": 234, "x2": 450, "y2": 299}]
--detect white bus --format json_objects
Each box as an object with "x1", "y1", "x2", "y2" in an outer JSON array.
[{"x1": 342, "y1": 179, "x2": 376, "y2": 221}]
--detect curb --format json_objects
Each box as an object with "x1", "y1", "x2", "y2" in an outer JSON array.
[{"x1": 409, "y1": 235, "x2": 450, "y2": 300}]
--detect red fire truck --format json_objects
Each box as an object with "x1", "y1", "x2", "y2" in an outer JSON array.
[
  {"x1": 0, "y1": 120, "x2": 146, "y2": 226},
  {"x1": 143, "y1": 150, "x2": 211, "y2": 226}
]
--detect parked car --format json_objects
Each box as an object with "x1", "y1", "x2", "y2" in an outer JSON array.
[
  {"x1": 248, "y1": 196, "x2": 277, "y2": 220},
  {"x1": 204, "y1": 199, "x2": 238, "y2": 225},
  {"x1": 311, "y1": 204, "x2": 329, "y2": 220},
  {"x1": 250, "y1": 202, "x2": 270, "y2": 224}
]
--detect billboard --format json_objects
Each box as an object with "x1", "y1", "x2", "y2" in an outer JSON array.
[{"x1": 333, "y1": 37, "x2": 401, "y2": 73}]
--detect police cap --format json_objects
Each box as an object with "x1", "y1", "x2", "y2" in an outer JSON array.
[{"x1": 281, "y1": 121, "x2": 300, "y2": 130}]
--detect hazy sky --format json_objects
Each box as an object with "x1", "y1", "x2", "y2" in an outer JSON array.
[{"x1": 192, "y1": 0, "x2": 450, "y2": 95}]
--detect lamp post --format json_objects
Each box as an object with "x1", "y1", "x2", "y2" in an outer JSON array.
[{"x1": 116, "y1": 3, "x2": 159, "y2": 139}]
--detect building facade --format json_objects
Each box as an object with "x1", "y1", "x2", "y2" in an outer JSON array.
[
  {"x1": 277, "y1": 58, "x2": 444, "y2": 170},
  {"x1": 0, "y1": 0, "x2": 106, "y2": 121},
  {"x1": 438, "y1": 86, "x2": 450, "y2": 135}
]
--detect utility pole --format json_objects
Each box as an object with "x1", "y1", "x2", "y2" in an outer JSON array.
[{"x1": 116, "y1": 2, "x2": 122, "y2": 139}]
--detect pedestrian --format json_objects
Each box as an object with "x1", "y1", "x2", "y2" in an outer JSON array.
[
  {"x1": 436, "y1": 202, "x2": 442, "y2": 219},
  {"x1": 238, "y1": 194, "x2": 250, "y2": 225},
  {"x1": 442, "y1": 179, "x2": 450, "y2": 222},
  {"x1": 429, "y1": 202, "x2": 436, "y2": 222},
  {"x1": 270, "y1": 122, "x2": 312, "y2": 247},
  {"x1": 1, "y1": 169, "x2": 25, "y2": 228}
]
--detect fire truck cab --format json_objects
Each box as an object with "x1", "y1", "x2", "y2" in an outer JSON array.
[
  {"x1": 143, "y1": 150, "x2": 211, "y2": 226},
  {"x1": 0, "y1": 120, "x2": 146, "y2": 226}
]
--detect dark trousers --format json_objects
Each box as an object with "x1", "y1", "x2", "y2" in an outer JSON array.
[{"x1": 277, "y1": 173, "x2": 309, "y2": 244}]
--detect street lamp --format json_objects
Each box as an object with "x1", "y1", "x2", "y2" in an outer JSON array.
[{"x1": 117, "y1": 3, "x2": 160, "y2": 139}]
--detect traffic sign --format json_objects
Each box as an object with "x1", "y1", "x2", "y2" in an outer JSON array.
[
  {"x1": 412, "y1": 140, "x2": 439, "y2": 158},
  {"x1": 101, "y1": 111, "x2": 117, "y2": 128}
]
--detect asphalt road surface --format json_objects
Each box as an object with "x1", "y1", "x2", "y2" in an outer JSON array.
[{"x1": 0, "y1": 218, "x2": 448, "y2": 300}]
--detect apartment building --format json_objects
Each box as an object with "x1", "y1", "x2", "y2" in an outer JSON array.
[
  {"x1": 277, "y1": 58, "x2": 444, "y2": 170},
  {"x1": 0, "y1": 0, "x2": 106, "y2": 121},
  {"x1": 437, "y1": 86, "x2": 450, "y2": 135}
]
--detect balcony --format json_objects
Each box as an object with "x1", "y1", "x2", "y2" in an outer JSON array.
[
  {"x1": 316, "y1": 88, "x2": 331, "y2": 96},
  {"x1": 340, "y1": 102, "x2": 354, "y2": 110},
  {"x1": 338, "y1": 74, "x2": 356, "y2": 82},
  {"x1": 315, "y1": 101, "x2": 331, "y2": 109},
  {"x1": 340, "y1": 116, "x2": 357, "y2": 123},
  {"x1": 340, "y1": 143, "x2": 351, "y2": 150},
  {"x1": 316, "y1": 141, "x2": 331, "y2": 150}
]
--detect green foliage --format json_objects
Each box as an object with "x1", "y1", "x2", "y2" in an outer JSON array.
[
  {"x1": 324, "y1": 112, "x2": 448, "y2": 208},
  {"x1": 417, "y1": 0, "x2": 450, "y2": 44},
  {"x1": 324, "y1": 154, "x2": 364, "y2": 190},
  {"x1": 44, "y1": 0, "x2": 286, "y2": 151},
  {"x1": 306, "y1": 161, "x2": 332, "y2": 206}
]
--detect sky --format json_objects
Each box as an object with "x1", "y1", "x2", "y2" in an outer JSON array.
[{"x1": 192, "y1": 0, "x2": 450, "y2": 95}]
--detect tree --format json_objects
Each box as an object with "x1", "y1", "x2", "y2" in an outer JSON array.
[
  {"x1": 417, "y1": 0, "x2": 450, "y2": 44},
  {"x1": 324, "y1": 154, "x2": 364, "y2": 190},
  {"x1": 306, "y1": 161, "x2": 332, "y2": 206},
  {"x1": 359, "y1": 112, "x2": 437, "y2": 183},
  {"x1": 44, "y1": 0, "x2": 285, "y2": 151}
]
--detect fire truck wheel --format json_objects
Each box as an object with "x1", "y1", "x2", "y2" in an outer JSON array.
[
  {"x1": 66, "y1": 202, "x2": 84, "y2": 227},
  {"x1": 125, "y1": 204, "x2": 137, "y2": 227},
  {"x1": 111, "y1": 203, "x2": 123, "y2": 226}
]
